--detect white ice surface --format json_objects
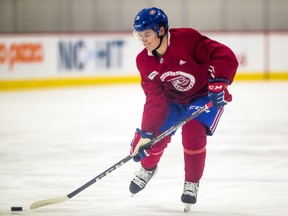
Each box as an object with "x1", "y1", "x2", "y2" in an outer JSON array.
[{"x1": 0, "y1": 82, "x2": 288, "y2": 216}]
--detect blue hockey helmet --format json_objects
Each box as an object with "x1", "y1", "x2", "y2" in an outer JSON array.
[{"x1": 133, "y1": 7, "x2": 169, "y2": 34}]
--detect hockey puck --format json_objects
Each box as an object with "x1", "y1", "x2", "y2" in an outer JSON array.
[{"x1": 11, "y1": 206, "x2": 23, "y2": 211}]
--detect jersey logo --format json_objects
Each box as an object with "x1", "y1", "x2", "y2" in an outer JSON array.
[
  {"x1": 160, "y1": 71, "x2": 195, "y2": 91},
  {"x1": 148, "y1": 71, "x2": 159, "y2": 80},
  {"x1": 179, "y1": 60, "x2": 187, "y2": 65}
]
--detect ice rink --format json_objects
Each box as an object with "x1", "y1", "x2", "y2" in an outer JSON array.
[{"x1": 0, "y1": 81, "x2": 288, "y2": 216}]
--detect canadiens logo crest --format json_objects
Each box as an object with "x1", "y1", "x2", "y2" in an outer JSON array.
[
  {"x1": 160, "y1": 71, "x2": 195, "y2": 91},
  {"x1": 149, "y1": 9, "x2": 156, "y2": 15}
]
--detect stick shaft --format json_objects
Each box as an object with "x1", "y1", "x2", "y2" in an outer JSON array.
[{"x1": 67, "y1": 155, "x2": 132, "y2": 198}]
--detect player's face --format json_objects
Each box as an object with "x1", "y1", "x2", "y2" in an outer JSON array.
[{"x1": 136, "y1": 29, "x2": 160, "y2": 51}]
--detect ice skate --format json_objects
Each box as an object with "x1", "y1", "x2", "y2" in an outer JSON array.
[
  {"x1": 181, "y1": 181, "x2": 199, "y2": 212},
  {"x1": 129, "y1": 166, "x2": 158, "y2": 195}
]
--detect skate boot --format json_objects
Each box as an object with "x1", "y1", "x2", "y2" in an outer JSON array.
[
  {"x1": 129, "y1": 166, "x2": 158, "y2": 195},
  {"x1": 181, "y1": 181, "x2": 199, "y2": 213}
]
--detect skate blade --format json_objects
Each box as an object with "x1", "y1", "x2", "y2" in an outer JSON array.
[{"x1": 184, "y1": 203, "x2": 192, "y2": 213}]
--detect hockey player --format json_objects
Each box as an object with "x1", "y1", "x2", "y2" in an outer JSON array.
[{"x1": 129, "y1": 7, "x2": 238, "y2": 212}]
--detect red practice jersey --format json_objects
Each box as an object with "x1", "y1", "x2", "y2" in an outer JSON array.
[{"x1": 136, "y1": 28, "x2": 238, "y2": 133}]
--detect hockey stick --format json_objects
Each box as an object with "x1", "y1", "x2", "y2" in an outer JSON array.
[{"x1": 30, "y1": 101, "x2": 212, "y2": 210}]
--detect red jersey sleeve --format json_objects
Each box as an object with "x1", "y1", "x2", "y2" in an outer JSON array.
[
  {"x1": 193, "y1": 36, "x2": 238, "y2": 83},
  {"x1": 140, "y1": 74, "x2": 169, "y2": 133}
]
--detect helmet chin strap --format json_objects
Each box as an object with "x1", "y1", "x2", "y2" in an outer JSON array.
[{"x1": 152, "y1": 34, "x2": 165, "y2": 57}]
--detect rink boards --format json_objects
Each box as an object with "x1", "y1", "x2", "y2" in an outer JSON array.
[{"x1": 0, "y1": 31, "x2": 288, "y2": 90}]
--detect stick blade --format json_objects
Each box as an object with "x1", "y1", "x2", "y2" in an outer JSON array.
[{"x1": 30, "y1": 195, "x2": 69, "y2": 210}]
